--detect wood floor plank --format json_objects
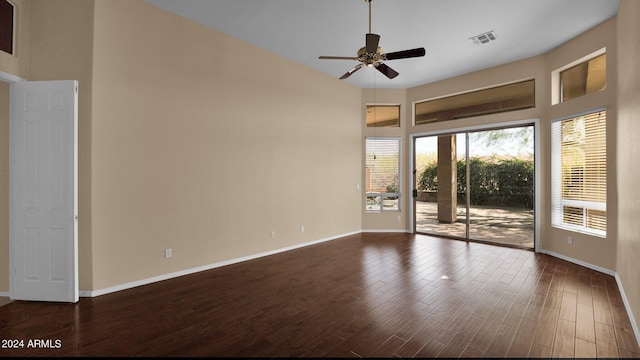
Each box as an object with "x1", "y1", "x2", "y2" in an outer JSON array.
[
  {"x1": 575, "y1": 338, "x2": 597, "y2": 358},
  {"x1": 415, "y1": 339, "x2": 445, "y2": 358},
  {"x1": 459, "y1": 344, "x2": 485, "y2": 358},
  {"x1": 484, "y1": 323, "x2": 518, "y2": 357},
  {"x1": 529, "y1": 343, "x2": 552, "y2": 358},
  {"x1": 0, "y1": 232, "x2": 636, "y2": 358},
  {"x1": 551, "y1": 318, "x2": 576, "y2": 358},
  {"x1": 575, "y1": 301, "x2": 596, "y2": 342},
  {"x1": 533, "y1": 306, "x2": 560, "y2": 348},
  {"x1": 506, "y1": 317, "x2": 538, "y2": 358},
  {"x1": 595, "y1": 321, "x2": 621, "y2": 358},
  {"x1": 559, "y1": 290, "x2": 577, "y2": 322},
  {"x1": 436, "y1": 315, "x2": 484, "y2": 358}
]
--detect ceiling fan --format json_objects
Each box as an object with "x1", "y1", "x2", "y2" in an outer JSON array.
[{"x1": 319, "y1": 0, "x2": 426, "y2": 80}]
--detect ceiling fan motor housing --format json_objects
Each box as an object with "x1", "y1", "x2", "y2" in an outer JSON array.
[{"x1": 357, "y1": 46, "x2": 384, "y2": 66}]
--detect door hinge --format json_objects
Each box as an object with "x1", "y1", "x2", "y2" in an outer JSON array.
[{"x1": 412, "y1": 189, "x2": 418, "y2": 198}]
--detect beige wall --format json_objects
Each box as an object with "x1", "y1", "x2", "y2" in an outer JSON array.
[
  {"x1": 616, "y1": 0, "x2": 640, "y2": 343},
  {"x1": 89, "y1": 0, "x2": 362, "y2": 290},
  {"x1": 28, "y1": 0, "x2": 95, "y2": 290}
]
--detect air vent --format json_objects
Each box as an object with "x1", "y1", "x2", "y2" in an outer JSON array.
[{"x1": 469, "y1": 31, "x2": 497, "y2": 46}]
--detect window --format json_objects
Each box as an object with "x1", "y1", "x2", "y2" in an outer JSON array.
[
  {"x1": 0, "y1": 0, "x2": 14, "y2": 54},
  {"x1": 552, "y1": 109, "x2": 606, "y2": 236},
  {"x1": 415, "y1": 79, "x2": 535, "y2": 125},
  {"x1": 560, "y1": 53, "x2": 606, "y2": 102},
  {"x1": 365, "y1": 138, "x2": 400, "y2": 211},
  {"x1": 366, "y1": 104, "x2": 400, "y2": 127}
]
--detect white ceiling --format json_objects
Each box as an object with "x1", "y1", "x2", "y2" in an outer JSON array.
[{"x1": 144, "y1": 0, "x2": 619, "y2": 89}]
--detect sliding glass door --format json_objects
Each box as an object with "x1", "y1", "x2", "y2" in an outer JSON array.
[{"x1": 414, "y1": 125, "x2": 534, "y2": 249}]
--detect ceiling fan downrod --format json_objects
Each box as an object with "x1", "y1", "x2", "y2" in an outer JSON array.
[{"x1": 366, "y1": 0, "x2": 372, "y2": 34}]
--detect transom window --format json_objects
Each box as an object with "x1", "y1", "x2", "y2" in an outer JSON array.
[
  {"x1": 414, "y1": 79, "x2": 535, "y2": 125},
  {"x1": 560, "y1": 53, "x2": 606, "y2": 102},
  {"x1": 366, "y1": 104, "x2": 400, "y2": 128}
]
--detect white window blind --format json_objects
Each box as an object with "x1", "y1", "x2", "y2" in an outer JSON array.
[
  {"x1": 365, "y1": 138, "x2": 400, "y2": 211},
  {"x1": 552, "y1": 109, "x2": 606, "y2": 236}
]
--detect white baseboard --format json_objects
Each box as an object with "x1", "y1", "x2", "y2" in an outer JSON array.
[
  {"x1": 615, "y1": 273, "x2": 640, "y2": 349},
  {"x1": 539, "y1": 249, "x2": 640, "y2": 348},
  {"x1": 538, "y1": 249, "x2": 616, "y2": 276},
  {"x1": 0, "y1": 291, "x2": 10, "y2": 297},
  {"x1": 362, "y1": 229, "x2": 412, "y2": 233},
  {"x1": 80, "y1": 230, "x2": 362, "y2": 298}
]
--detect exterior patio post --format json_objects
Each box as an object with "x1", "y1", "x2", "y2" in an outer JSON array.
[{"x1": 437, "y1": 135, "x2": 457, "y2": 223}]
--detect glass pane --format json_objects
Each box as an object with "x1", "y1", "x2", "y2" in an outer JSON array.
[
  {"x1": 561, "y1": 54, "x2": 606, "y2": 102},
  {"x1": 467, "y1": 126, "x2": 534, "y2": 248},
  {"x1": 366, "y1": 195, "x2": 381, "y2": 211},
  {"x1": 563, "y1": 206, "x2": 584, "y2": 226},
  {"x1": 415, "y1": 134, "x2": 467, "y2": 239},
  {"x1": 382, "y1": 195, "x2": 399, "y2": 211},
  {"x1": 365, "y1": 138, "x2": 400, "y2": 194},
  {"x1": 586, "y1": 209, "x2": 606, "y2": 231},
  {"x1": 415, "y1": 80, "x2": 535, "y2": 125},
  {"x1": 366, "y1": 105, "x2": 400, "y2": 127}
]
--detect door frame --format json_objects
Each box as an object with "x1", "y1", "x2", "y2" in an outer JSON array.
[
  {"x1": 409, "y1": 118, "x2": 541, "y2": 252},
  {"x1": 1, "y1": 70, "x2": 22, "y2": 299}
]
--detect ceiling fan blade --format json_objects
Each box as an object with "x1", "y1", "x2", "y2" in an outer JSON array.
[
  {"x1": 319, "y1": 56, "x2": 359, "y2": 60},
  {"x1": 340, "y1": 64, "x2": 366, "y2": 79},
  {"x1": 375, "y1": 62, "x2": 399, "y2": 79},
  {"x1": 366, "y1": 33, "x2": 380, "y2": 53},
  {"x1": 383, "y1": 47, "x2": 426, "y2": 60}
]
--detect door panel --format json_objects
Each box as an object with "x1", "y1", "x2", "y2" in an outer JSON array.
[
  {"x1": 10, "y1": 80, "x2": 78, "y2": 302},
  {"x1": 467, "y1": 127, "x2": 534, "y2": 248},
  {"x1": 414, "y1": 133, "x2": 467, "y2": 239}
]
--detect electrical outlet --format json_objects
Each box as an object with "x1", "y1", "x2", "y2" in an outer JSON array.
[
  {"x1": 165, "y1": 248, "x2": 172, "y2": 258},
  {"x1": 567, "y1": 236, "x2": 573, "y2": 245},
  {"x1": 300, "y1": 225, "x2": 305, "y2": 233},
  {"x1": 397, "y1": 215, "x2": 401, "y2": 222},
  {"x1": 271, "y1": 231, "x2": 276, "y2": 239}
]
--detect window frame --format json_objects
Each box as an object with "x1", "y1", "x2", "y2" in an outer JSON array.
[
  {"x1": 365, "y1": 137, "x2": 401, "y2": 212},
  {"x1": 551, "y1": 108, "x2": 606, "y2": 237}
]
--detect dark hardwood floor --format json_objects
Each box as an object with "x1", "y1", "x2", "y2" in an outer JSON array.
[{"x1": 1, "y1": 232, "x2": 639, "y2": 357}]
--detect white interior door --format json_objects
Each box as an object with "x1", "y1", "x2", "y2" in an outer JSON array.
[{"x1": 9, "y1": 80, "x2": 78, "y2": 302}]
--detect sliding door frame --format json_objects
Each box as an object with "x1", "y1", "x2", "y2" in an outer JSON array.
[{"x1": 409, "y1": 118, "x2": 540, "y2": 252}]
